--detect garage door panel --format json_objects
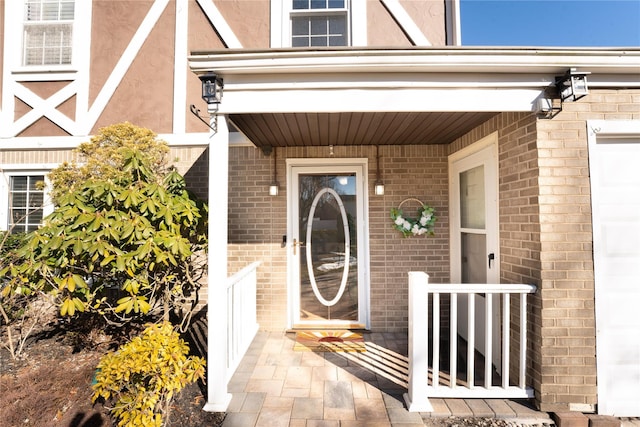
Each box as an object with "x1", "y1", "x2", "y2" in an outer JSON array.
[
  {"x1": 590, "y1": 128, "x2": 640, "y2": 417},
  {"x1": 601, "y1": 294, "x2": 640, "y2": 327},
  {"x1": 602, "y1": 223, "x2": 640, "y2": 256}
]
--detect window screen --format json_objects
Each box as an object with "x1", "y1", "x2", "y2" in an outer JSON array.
[{"x1": 23, "y1": 0, "x2": 75, "y2": 66}]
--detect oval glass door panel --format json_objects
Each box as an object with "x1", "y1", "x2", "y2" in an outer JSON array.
[{"x1": 299, "y1": 174, "x2": 358, "y2": 322}]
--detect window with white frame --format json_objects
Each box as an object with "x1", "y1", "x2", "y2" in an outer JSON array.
[
  {"x1": 8, "y1": 175, "x2": 46, "y2": 233},
  {"x1": 271, "y1": 0, "x2": 365, "y2": 47},
  {"x1": 1, "y1": 170, "x2": 54, "y2": 234},
  {"x1": 291, "y1": 0, "x2": 349, "y2": 47},
  {"x1": 22, "y1": 0, "x2": 75, "y2": 66}
]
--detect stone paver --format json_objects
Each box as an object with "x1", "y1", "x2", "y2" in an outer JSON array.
[{"x1": 222, "y1": 331, "x2": 558, "y2": 427}]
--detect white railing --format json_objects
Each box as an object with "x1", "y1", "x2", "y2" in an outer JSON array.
[
  {"x1": 226, "y1": 261, "x2": 261, "y2": 380},
  {"x1": 404, "y1": 271, "x2": 537, "y2": 412}
]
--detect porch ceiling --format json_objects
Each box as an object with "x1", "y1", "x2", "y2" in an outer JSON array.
[{"x1": 229, "y1": 111, "x2": 498, "y2": 148}]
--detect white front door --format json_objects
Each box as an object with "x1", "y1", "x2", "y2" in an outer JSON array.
[
  {"x1": 287, "y1": 159, "x2": 370, "y2": 329},
  {"x1": 449, "y1": 133, "x2": 500, "y2": 366},
  {"x1": 589, "y1": 121, "x2": 640, "y2": 417}
]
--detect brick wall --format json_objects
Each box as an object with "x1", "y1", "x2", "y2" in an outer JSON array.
[
  {"x1": 532, "y1": 88, "x2": 640, "y2": 412},
  {"x1": 448, "y1": 112, "x2": 544, "y2": 401},
  {"x1": 226, "y1": 144, "x2": 450, "y2": 332}
]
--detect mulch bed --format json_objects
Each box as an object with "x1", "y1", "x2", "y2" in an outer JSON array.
[{"x1": 0, "y1": 324, "x2": 225, "y2": 427}]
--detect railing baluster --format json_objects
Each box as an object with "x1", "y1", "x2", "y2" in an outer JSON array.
[
  {"x1": 467, "y1": 293, "x2": 475, "y2": 389},
  {"x1": 502, "y1": 293, "x2": 510, "y2": 389},
  {"x1": 484, "y1": 293, "x2": 492, "y2": 389},
  {"x1": 450, "y1": 293, "x2": 457, "y2": 389},
  {"x1": 433, "y1": 292, "x2": 440, "y2": 387},
  {"x1": 520, "y1": 293, "x2": 527, "y2": 389},
  {"x1": 404, "y1": 277, "x2": 536, "y2": 412}
]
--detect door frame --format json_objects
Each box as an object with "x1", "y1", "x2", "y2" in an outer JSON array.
[
  {"x1": 449, "y1": 132, "x2": 500, "y2": 283},
  {"x1": 449, "y1": 132, "x2": 501, "y2": 366},
  {"x1": 286, "y1": 158, "x2": 371, "y2": 330}
]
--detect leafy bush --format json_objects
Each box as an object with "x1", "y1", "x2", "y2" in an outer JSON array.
[
  {"x1": 92, "y1": 322, "x2": 206, "y2": 427},
  {"x1": 2, "y1": 123, "x2": 207, "y2": 326}
]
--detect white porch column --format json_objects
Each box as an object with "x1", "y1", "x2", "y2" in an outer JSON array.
[
  {"x1": 404, "y1": 271, "x2": 434, "y2": 412},
  {"x1": 203, "y1": 113, "x2": 232, "y2": 412}
]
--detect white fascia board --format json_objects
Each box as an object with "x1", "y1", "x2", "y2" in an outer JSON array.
[
  {"x1": 216, "y1": 87, "x2": 542, "y2": 114},
  {"x1": 189, "y1": 48, "x2": 640, "y2": 76}
]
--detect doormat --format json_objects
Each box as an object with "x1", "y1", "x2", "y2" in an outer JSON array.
[{"x1": 294, "y1": 330, "x2": 366, "y2": 352}]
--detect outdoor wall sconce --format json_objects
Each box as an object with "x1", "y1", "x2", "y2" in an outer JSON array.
[
  {"x1": 535, "y1": 96, "x2": 562, "y2": 119},
  {"x1": 269, "y1": 147, "x2": 279, "y2": 196},
  {"x1": 199, "y1": 73, "x2": 224, "y2": 105},
  {"x1": 374, "y1": 145, "x2": 385, "y2": 196},
  {"x1": 555, "y1": 68, "x2": 590, "y2": 102}
]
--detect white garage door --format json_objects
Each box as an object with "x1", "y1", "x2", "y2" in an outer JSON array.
[{"x1": 589, "y1": 121, "x2": 640, "y2": 417}]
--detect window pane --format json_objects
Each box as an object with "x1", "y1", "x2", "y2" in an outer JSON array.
[
  {"x1": 60, "y1": 1, "x2": 74, "y2": 19},
  {"x1": 292, "y1": 0, "x2": 308, "y2": 10},
  {"x1": 11, "y1": 193, "x2": 28, "y2": 208},
  {"x1": 11, "y1": 176, "x2": 28, "y2": 191},
  {"x1": 328, "y1": 0, "x2": 344, "y2": 8},
  {"x1": 30, "y1": 193, "x2": 44, "y2": 208},
  {"x1": 12, "y1": 209, "x2": 27, "y2": 224},
  {"x1": 25, "y1": 2, "x2": 42, "y2": 20},
  {"x1": 29, "y1": 176, "x2": 45, "y2": 190},
  {"x1": 292, "y1": 17, "x2": 309, "y2": 36},
  {"x1": 310, "y1": 0, "x2": 326, "y2": 9},
  {"x1": 328, "y1": 15, "x2": 345, "y2": 34},
  {"x1": 310, "y1": 36, "x2": 327, "y2": 46},
  {"x1": 43, "y1": 2, "x2": 59, "y2": 20},
  {"x1": 292, "y1": 37, "x2": 309, "y2": 47},
  {"x1": 461, "y1": 233, "x2": 487, "y2": 283},
  {"x1": 328, "y1": 34, "x2": 346, "y2": 46},
  {"x1": 310, "y1": 16, "x2": 327, "y2": 35},
  {"x1": 460, "y1": 165, "x2": 485, "y2": 229}
]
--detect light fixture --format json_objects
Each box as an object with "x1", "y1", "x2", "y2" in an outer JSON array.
[
  {"x1": 374, "y1": 145, "x2": 385, "y2": 196},
  {"x1": 269, "y1": 147, "x2": 279, "y2": 196},
  {"x1": 535, "y1": 96, "x2": 562, "y2": 119},
  {"x1": 199, "y1": 73, "x2": 224, "y2": 105},
  {"x1": 555, "y1": 68, "x2": 590, "y2": 102}
]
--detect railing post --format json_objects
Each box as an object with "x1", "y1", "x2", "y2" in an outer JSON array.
[{"x1": 404, "y1": 271, "x2": 434, "y2": 412}]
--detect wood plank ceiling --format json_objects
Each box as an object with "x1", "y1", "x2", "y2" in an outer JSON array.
[{"x1": 230, "y1": 112, "x2": 498, "y2": 148}]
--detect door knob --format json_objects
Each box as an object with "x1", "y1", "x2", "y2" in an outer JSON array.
[{"x1": 488, "y1": 253, "x2": 495, "y2": 268}]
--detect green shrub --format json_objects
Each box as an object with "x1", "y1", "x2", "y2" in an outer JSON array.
[
  {"x1": 92, "y1": 321, "x2": 206, "y2": 427},
  {"x1": 2, "y1": 123, "x2": 207, "y2": 326}
]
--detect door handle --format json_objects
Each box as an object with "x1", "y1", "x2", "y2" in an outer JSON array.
[
  {"x1": 293, "y1": 238, "x2": 305, "y2": 255},
  {"x1": 488, "y1": 253, "x2": 495, "y2": 268}
]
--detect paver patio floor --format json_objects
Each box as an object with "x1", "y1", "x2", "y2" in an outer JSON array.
[{"x1": 222, "y1": 331, "x2": 554, "y2": 427}]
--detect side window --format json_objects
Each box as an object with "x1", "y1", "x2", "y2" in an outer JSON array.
[
  {"x1": 6, "y1": 174, "x2": 47, "y2": 233},
  {"x1": 22, "y1": 0, "x2": 75, "y2": 66},
  {"x1": 291, "y1": 0, "x2": 349, "y2": 47}
]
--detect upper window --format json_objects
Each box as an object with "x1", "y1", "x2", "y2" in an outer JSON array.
[
  {"x1": 291, "y1": 0, "x2": 348, "y2": 47},
  {"x1": 271, "y1": 0, "x2": 365, "y2": 48},
  {"x1": 8, "y1": 175, "x2": 46, "y2": 233},
  {"x1": 22, "y1": 0, "x2": 75, "y2": 66}
]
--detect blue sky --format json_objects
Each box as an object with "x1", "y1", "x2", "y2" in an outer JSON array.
[{"x1": 460, "y1": 0, "x2": 640, "y2": 47}]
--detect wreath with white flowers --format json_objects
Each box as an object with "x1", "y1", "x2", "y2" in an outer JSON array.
[{"x1": 390, "y1": 198, "x2": 436, "y2": 237}]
